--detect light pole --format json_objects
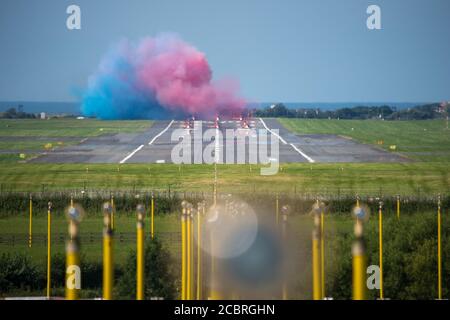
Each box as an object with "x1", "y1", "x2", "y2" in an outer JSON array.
[
  {"x1": 136, "y1": 204, "x2": 145, "y2": 300},
  {"x1": 103, "y1": 202, "x2": 114, "y2": 300},
  {"x1": 46, "y1": 201, "x2": 52, "y2": 299}
]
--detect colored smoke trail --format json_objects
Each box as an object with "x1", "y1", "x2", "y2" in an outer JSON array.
[{"x1": 81, "y1": 35, "x2": 246, "y2": 119}]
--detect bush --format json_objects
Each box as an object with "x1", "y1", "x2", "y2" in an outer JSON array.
[
  {"x1": 117, "y1": 237, "x2": 177, "y2": 299},
  {"x1": 0, "y1": 253, "x2": 44, "y2": 294}
]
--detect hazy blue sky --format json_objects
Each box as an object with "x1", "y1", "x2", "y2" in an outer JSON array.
[{"x1": 0, "y1": 0, "x2": 449, "y2": 103}]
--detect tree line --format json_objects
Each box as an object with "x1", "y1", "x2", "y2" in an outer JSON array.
[{"x1": 253, "y1": 102, "x2": 448, "y2": 120}]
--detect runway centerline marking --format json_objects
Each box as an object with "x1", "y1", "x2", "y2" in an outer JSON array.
[
  {"x1": 148, "y1": 120, "x2": 174, "y2": 145},
  {"x1": 119, "y1": 144, "x2": 144, "y2": 164},
  {"x1": 259, "y1": 118, "x2": 315, "y2": 163}
]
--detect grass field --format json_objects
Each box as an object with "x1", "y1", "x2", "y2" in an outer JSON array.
[
  {"x1": 0, "y1": 119, "x2": 153, "y2": 163},
  {"x1": 279, "y1": 118, "x2": 450, "y2": 162},
  {"x1": 0, "y1": 162, "x2": 448, "y2": 196}
]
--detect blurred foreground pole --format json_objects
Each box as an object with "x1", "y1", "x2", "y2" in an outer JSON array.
[
  {"x1": 151, "y1": 193, "x2": 155, "y2": 239},
  {"x1": 312, "y1": 211, "x2": 322, "y2": 300},
  {"x1": 46, "y1": 202, "x2": 52, "y2": 299},
  {"x1": 181, "y1": 201, "x2": 187, "y2": 300},
  {"x1": 70, "y1": 195, "x2": 74, "y2": 240},
  {"x1": 28, "y1": 194, "x2": 32, "y2": 248},
  {"x1": 352, "y1": 204, "x2": 367, "y2": 300},
  {"x1": 103, "y1": 202, "x2": 114, "y2": 300},
  {"x1": 111, "y1": 195, "x2": 115, "y2": 231},
  {"x1": 136, "y1": 204, "x2": 145, "y2": 300},
  {"x1": 66, "y1": 206, "x2": 81, "y2": 300},
  {"x1": 352, "y1": 223, "x2": 367, "y2": 299},
  {"x1": 196, "y1": 202, "x2": 203, "y2": 300},
  {"x1": 281, "y1": 205, "x2": 289, "y2": 300},
  {"x1": 378, "y1": 201, "x2": 384, "y2": 300},
  {"x1": 397, "y1": 195, "x2": 400, "y2": 220},
  {"x1": 276, "y1": 194, "x2": 279, "y2": 226},
  {"x1": 437, "y1": 195, "x2": 442, "y2": 300}
]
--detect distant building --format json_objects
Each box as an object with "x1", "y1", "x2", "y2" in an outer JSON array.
[{"x1": 40, "y1": 112, "x2": 46, "y2": 119}]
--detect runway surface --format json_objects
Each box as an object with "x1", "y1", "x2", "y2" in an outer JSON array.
[{"x1": 30, "y1": 118, "x2": 407, "y2": 164}]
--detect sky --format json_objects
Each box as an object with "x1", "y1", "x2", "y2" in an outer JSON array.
[{"x1": 0, "y1": 0, "x2": 449, "y2": 103}]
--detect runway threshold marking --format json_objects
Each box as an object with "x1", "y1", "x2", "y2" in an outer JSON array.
[
  {"x1": 259, "y1": 118, "x2": 315, "y2": 163},
  {"x1": 148, "y1": 120, "x2": 174, "y2": 145},
  {"x1": 119, "y1": 120, "x2": 175, "y2": 164}
]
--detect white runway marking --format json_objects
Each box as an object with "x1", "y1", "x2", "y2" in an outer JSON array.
[
  {"x1": 148, "y1": 120, "x2": 174, "y2": 145},
  {"x1": 259, "y1": 118, "x2": 287, "y2": 144},
  {"x1": 119, "y1": 144, "x2": 144, "y2": 164},
  {"x1": 259, "y1": 118, "x2": 315, "y2": 163},
  {"x1": 119, "y1": 120, "x2": 174, "y2": 164},
  {"x1": 289, "y1": 143, "x2": 315, "y2": 163}
]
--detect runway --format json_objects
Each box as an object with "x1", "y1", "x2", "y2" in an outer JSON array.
[{"x1": 30, "y1": 118, "x2": 407, "y2": 164}]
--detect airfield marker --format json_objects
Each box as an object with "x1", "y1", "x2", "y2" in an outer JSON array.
[
  {"x1": 378, "y1": 201, "x2": 384, "y2": 300},
  {"x1": 397, "y1": 195, "x2": 400, "y2": 220},
  {"x1": 46, "y1": 202, "x2": 52, "y2": 299},
  {"x1": 136, "y1": 204, "x2": 145, "y2": 300},
  {"x1": 28, "y1": 194, "x2": 32, "y2": 248},
  {"x1": 103, "y1": 202, "x2": 114, "y2": 300},
  {"x1": 437, "y1": 195, "x2": 442, "y2": 300}
]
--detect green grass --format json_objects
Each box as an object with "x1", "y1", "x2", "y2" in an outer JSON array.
[
  {"x1": 279, "y1": 118, "x2": 450, "y2": 161},
  {"x1": 0, "y1": 119, "x2": 152, "y2": 137},
  {"x1": 0, "y1": 162, "x2": 448, "y2": 196}
]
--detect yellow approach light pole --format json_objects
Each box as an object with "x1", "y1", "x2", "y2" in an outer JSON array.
[
  {"x1": 320, "y1": 203, "x2": 325, "y2": 298},
  {"x1": 66, "y1": 206, "x2": 82, "y2": 300},
  {"x1": 28, "y1": 194, "x2": 32, "y2": 248},
  {"x1": 181, "y1": 201, "x2": 188, "y2": 300},
  {"x1": 136, "y1": 204, "x2": 145, "y2": 300},
  {"x1": 312, "y1": 205, "x2": 322, "y2": 300},
  {"x1": 103, "y1": 202, "x2": 114, "y2": 300},
  {"x1": 437, "y1": 195, "x2": 442, "y2": 300},
  {"x1": 397, "y1": 195, "x2": 400, "y2": 220},
  {"x1": 46, "y1": 201, "x2": 52, "y2": 299},
  {"x1": 151, "y1": 193, "x2": 155, "y2": 239},
  {"x1": 378, "y1": 201, "x2": 384, "y2": 300},
  {"x1": 352, "y1": 205, "x2": 368, "y2": 300}
]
